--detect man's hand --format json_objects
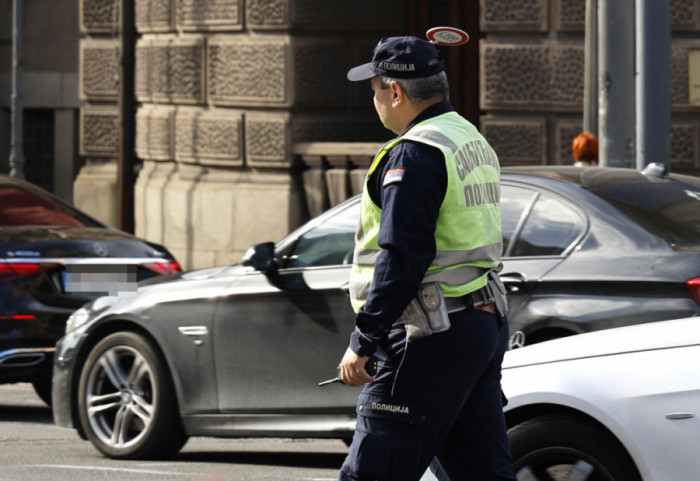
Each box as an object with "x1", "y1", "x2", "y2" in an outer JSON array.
[{"x1": 339, "y1": 347, "x2": 376, "y2": 387}]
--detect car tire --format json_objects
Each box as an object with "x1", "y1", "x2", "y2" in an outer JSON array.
[
  {"x1": 508, "y1": 414, "x2": 641, "y2": 481},
  {"x1": 77, "y1": 331, "x2": 188, "y2": 459}
]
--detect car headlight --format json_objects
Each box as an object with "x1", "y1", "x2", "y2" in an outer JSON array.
[{"x1": 66, "y1": 307, "x2": 90, "y2": 333}]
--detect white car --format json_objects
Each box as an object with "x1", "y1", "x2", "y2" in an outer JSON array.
[{"x1": 501, "y1": 316, "x2": 700, "y2": 481}]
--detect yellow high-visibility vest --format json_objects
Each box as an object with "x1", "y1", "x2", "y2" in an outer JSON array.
[{"x1": 350, "y1": 111, "x2": 502, "y2": 312}]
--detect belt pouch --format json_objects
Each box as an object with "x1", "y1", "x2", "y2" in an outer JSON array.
[
  {"x1": 418, "y1": 282, "x2": 451, "y2": 334},
  {"x1": 400, "y1": 298, "x2": 432, "y2": 341}
]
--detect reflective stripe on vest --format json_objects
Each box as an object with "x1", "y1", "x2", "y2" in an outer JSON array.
[{"x1": 349, "y1": 111, "x2": 503, "y2": 313}]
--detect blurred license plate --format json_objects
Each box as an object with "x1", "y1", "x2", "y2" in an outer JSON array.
[{"x1": 63, "y1": 264, "x2": 138, "y2": 297}]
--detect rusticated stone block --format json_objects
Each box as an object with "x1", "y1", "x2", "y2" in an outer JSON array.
[
  {"x1": 247, "y1": 0, "x2": 406, "y2": 30},
  {"x1": 671, "y1": 0, "x2": 698, "y2": 31},
  {"x1": 480, "y1": 0, "x2": 547, "y2": 32},
  {"x1": 481, "y1": 42, "x2": 584, "y2": 110},
  {"x1": 671, "y1": 40, "x2": 700, "y2": 108},
  {"x1": 175, "y1": 108, "x2": 244, "y2": 166},
  {"x1": 246, "y1": 0, "x2": 287, "y2": 27},
  {"x1": 179, "y1": 0, "x2": 243, "y2": 31},
  {"x1": 245, "y1": 114, "x2": 291, "y2": 167},
  {"x1": 81, "y1": 0, "x2": 119, "y2": 33},
  {"x1": 209, "y1": 38, "x2": 288, "y2": 107},
  {"x1": 80, "y1": 40, "x2": 120, "y2": 101},
  {"x1": 135, "y1": 38, "x2": 205, "y2": 104},
  {"x1": 556, "y1": 120, "x2": 584, "y2": 165},
  {"x1": 80, "y1": 107, "x2": 118, "y2": 157},
  {"x1": 556, "y1": 0, "x2": 586, "y2": 31},
  {"x1": 135, "y1": 0, "x2": 174, "y2": 32},
  {"x1": 671, "y1": 122, "x2": 699, "y2": 166},
  {"x1": 135, "y1": 42, "x2": 151, "y2": 100},
  {"x1": 136, "y1": 106, "x2": 174, "y2": 161},
  {"x1": 292, "y1": 39, "x2": 346, "y2": 106},
  {"x1": 480, "y1": 117, "x2": 546, "y2": 165}
]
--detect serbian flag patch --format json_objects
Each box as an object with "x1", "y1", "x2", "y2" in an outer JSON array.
[{"x1": 383, "y1": 168, "x2": 405, "y2": 186}]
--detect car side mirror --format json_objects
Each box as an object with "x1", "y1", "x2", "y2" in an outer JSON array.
[{"x1": 242, "y1": 242, "x2": 278, "y2": 274}]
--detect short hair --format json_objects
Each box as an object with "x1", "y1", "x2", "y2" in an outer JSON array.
[
  {"x1": 572, "y1": 132, "x2": 599, "y2": 162},
  {"x1": 379, "y1": 71, "x2": 449, "y2": 103}
]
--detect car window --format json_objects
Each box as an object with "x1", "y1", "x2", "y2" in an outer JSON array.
[
  {"x1": 285, "y1": 202, "x2": 360, "y2": 268},
  {"x1": 589, "y1": 178, "x2": 700, "y2": 250},
  {"x1": 0, "y1": 186, "x2": 103, "y2": 228},
  {"x1": 500, "y1": 185, "x2": 537, "y2": 255},
  {"x1": 512, "y1": 193, "x2": 586, "y2": 257}
]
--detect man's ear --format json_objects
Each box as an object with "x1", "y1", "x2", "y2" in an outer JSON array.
[{"x1": 390, "y1": 81, "x2": 403, "y2": 107}]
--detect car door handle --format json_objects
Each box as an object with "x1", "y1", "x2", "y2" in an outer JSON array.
[
  {"x1": 499, "y1": 273, "x2": 526, "y2": 293},
  {"x1": 340, "y1": 282, "x2": 350, "y2": 297}
]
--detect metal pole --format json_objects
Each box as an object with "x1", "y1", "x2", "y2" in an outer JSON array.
[
  {"x1": 118, "y1": 0, "x2": 135, "y2": 232},
  {"x1": 9, "y1": 0, "x2": 24, "y2": 179},
  {"x1": 598, "y1": 0, "x2": 636, "y2": 168},
  {"x1": 635, "y1": 0, "x2": 671, "y2": 170},
  {"x1": 583, "y1": 0, "x2": 598, "y2": 135}
]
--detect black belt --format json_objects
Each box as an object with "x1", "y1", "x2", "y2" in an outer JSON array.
[{"x1": 444, "y1": 289, "x2": 494, "y2": 313}]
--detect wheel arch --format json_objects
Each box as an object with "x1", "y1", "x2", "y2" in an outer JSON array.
[
  {"x1": 69, "y1": 319, "x2": 184, "y2": 439},
  {"x1": 505, "y1": 403, "x2": 643, "y2": 480}
]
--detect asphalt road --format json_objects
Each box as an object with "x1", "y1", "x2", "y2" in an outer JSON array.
[{"x1": 0, "y1": 383, "x2": 349, "y2": 481}]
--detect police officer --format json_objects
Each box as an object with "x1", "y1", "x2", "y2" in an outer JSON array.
[{"x1": 337, "y1": 36, "x2": 516, "y2": 481}]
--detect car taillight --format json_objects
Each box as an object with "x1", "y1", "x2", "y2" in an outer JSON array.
[
  {"x1": 141, "y1": 261, "x2": 182, "y2": 275},
  {"x1": 689, "y1": 278, "x2": 700, "y2": 306},
  {"x1": 0, "y1": 314, "x2": 37, "y2": 320},
  {"x1": 0, "y1": 262, "x2": 59, "y2": 283}
]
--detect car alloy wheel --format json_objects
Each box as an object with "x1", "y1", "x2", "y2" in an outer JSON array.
[
  {"x1": 77, "y1": 331, "x2": 187, "y2": 459},
  {"x1": 508, "y1": 414, "x2": 641, "y2": 481}
]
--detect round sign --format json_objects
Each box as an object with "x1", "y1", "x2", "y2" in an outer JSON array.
[{"x1": 426, "y1": 26, "x2": 469, "y2": 46}]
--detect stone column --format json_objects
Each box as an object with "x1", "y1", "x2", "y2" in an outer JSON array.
[{"x1": 76, "y1": 4, "x2": 121, "y2": 225}]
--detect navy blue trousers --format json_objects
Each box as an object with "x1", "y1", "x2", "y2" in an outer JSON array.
[{"x1": 339, "y1": 309, "x2": 516, "y2": 481}]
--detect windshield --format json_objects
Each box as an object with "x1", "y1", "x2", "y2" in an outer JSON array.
[{"x1": 589, "y1": 177, "x2": 700, "y2": 251}]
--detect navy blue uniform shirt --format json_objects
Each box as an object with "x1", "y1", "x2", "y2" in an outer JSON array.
[{"x1": 350, "y1": 101, "x2": 453, "y2": 356}]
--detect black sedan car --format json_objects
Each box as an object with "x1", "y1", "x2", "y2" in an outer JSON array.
[
  {"x1": 0, "y1": 175, "x2": 181, "y2": 405},
  {"x1": 52, "y1": 165, "x2": 700, "y2": 459}
]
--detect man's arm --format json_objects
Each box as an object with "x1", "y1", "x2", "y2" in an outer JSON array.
[{"x1": 347, "y1": 141, "x2": 447, "y2": 358}]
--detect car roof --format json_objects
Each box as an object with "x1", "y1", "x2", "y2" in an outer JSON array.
[{"x1": 501, "y1": 165, "x2": 698, "y2": 187}]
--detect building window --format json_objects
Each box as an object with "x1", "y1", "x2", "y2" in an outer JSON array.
[{"x1": 23, "y1": 109, "x2": 55, "y2": 193}]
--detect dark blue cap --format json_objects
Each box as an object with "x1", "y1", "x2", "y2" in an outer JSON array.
[{"x1": 347, "y1": 36, "x2": 445, "y2": 81}]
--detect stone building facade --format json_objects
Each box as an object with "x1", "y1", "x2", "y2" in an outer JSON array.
[
  {"x1": 76, "y1": 0, "x2": 700, "y2": 270},
  {"x1": 0, "y1": 0, "x2": 80, "y2": 202},
  {"x1": 479, "y1": 0, "x2": 700, "y2": 173}
]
